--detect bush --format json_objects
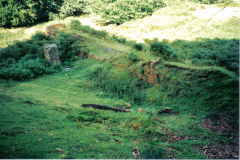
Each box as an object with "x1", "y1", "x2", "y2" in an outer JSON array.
[
  {"x1": 129, "y1": 52, "x2": 139, "y2": 62},
  {"x1": 111, "y1": 35, "x2": 127, "y2": 43},
  {"x1": 86, "y1": 0, "x2": 165, "y2": 25},
  {"x1": 184, "y1": 38, "x2": 239, "y2": 74},
  {"x1": 149, "y1": 39, "x2": 177, "y2": 59},
  {"x1": 133, "y1": 43, "x2": 145, "y2": 51},
  {"x1": 54, "y1": 32, "x2": 83, "y2": 66},
  {"x1": 0, "y1": 0, "x2": 63, "y2": 28},
  {"x1": 0, "y1": 33, "x2": 54, "y2": 80},
  {"x1": 0, "y1": 0, "x2": 166, "y2": 27},
  {"x1": 60, "y1": 0, "x2": 85, "y2": 18},
  {"x1": 0, "y1": 32, "x2": 85, "y2": 80}
]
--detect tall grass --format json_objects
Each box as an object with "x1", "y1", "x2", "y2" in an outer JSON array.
[
  {"x1": 86, "y1": 64, "x2": 148, "y2": 104},
  {"x1": 70, "y1": 20, "x2": 108, "y2": 39}
]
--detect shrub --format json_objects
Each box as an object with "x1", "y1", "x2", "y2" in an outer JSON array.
[
  {"x1": 86, "y1": 0, "x2": 165, "y2": 25},
  {"x1": 133, "y1": 43, "x2": 145, "y2": 51},
  {"x1": 111, "y1": 35, "x2": 127, "y2": 43},
  {"x1": 60, "y1": 0, "x2": 85, "y2": 18},
  {"x1": 0, "y1": 58, "x2": 46, "y2": 80},
  {"x1": 129, "y1": 52, "x2": 139, "y2": 62},
  {"x1": 184, "y1": 38, "x2": 239, "y2": 74},
  {"x1": 54, "y1": 32, "x2": 86, "y2": 66},
  {"x1": 149, "y1": 39, "x2": 177, "y2": 59},
  {"x1": 0, "y1": 33, "x2": 49, "y2": 63},
  {"x1": 0, "y1": 32, "x2": 85, "y2": 80},
  {"x1": 0, "y1": 0, "x2": 63, "y2": 28}
]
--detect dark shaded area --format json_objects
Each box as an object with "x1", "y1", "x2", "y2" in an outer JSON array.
[
  {"x1": 81, "y1": 104, "x2": 130, "y2": 112},
  {"x1": 0, "y1": 32, "x2": 86, "y2": 80},
  {"x1": 0, "y1": 0, "x2": 63, "y2": 28},
  {"x1": 147, "y1": 38, "x2": 239, "y2": 75},
  {"x1": 169, "y1": 38, "x2": 239, "y2": 74}
]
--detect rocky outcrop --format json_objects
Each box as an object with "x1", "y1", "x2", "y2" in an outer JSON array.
[{"x1": 43, "y1": 44, "x2": 60, "y2": 65}]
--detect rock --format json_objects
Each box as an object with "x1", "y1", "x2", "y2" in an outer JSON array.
[
  {"x1": 44, "y1": 24, "x2": 65, "y2": 38},
  {"x1": 43, "y1": 44, "x2": 60, "y2": 65}
]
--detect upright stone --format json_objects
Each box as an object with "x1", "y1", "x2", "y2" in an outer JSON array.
[{"x1": 43, "y1": 44, "x2": 60, "y2": 65}]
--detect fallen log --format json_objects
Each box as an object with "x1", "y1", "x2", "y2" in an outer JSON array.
[
  {"x1": 158, "y1": 108, "x2": 179, "y2": 115},
  {"x1": 81, "y1": 104, "x2": 131, "y2": 112}
]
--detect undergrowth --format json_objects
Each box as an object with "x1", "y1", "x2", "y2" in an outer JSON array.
[
  {"x1": 86, "y1": 64, "x2": 148, "y2": 104},
  {"x1": 0, "y1": 10, "x2": 239, "y2": 158},
  {"x1": 0, "y1": 31, "x2": 87, "y2": 80},
  {"x1": 85, "y1": 0, "x2": 166, "y2": 25},
  {"x1": 68, "y1": 22, "x2": 239, "y2": 124}
]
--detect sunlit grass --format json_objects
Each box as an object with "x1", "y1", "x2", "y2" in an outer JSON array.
[
  {"x1": 0, "y1": 0, "x2": 238, "y2": 158},
  {"x1": 0, "y1": 63, "x2": 234, "y2": 158}
]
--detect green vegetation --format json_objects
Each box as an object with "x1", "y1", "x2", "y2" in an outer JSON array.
[
  {"x1": 0, "y1": 31, "x2": 88, "y2": 80},
  {"x1": 0, "y1": 57, "x2": 237, "y2": 158},
  {"x1": 86, "y1": 0, "x2": 165, "y2": 25},
  {"x1": 0, "y1": 0, "x2": 239, "y2": 158},
  {"x1": 0, "y1": 0, "x2": 236, "y2": 28},
  {"x1": 149, "y1": 39, "x2": 177, "y2": 60},
  {"x1": 70, "y1": 20, "x2": 108, "y2": 39},
  {"x1": 169, "y1": 38, "x2": 239, "y2": 74},
  {"x1": 0, "y1": 0, "x2": 63, "y2": 28},
  {"x1": 0, "y1": 0, "x2": 165, "y2": 28},
  {"x1": 60, "y1": 0, "x2": 85, "y2": 18},
  {"x1": 0, "y1": 22, "x2": 238, "y2": 158}
]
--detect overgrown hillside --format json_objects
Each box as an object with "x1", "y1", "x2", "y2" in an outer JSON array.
[{"x1": 0, "y1": 0, "x2": 239, "y2": 159}]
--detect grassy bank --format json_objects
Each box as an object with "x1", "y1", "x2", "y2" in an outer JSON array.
[{"x1": 0, "y1": 0, "x2": 239, "y2": 158}]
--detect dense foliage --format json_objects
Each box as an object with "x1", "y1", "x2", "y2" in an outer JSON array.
[
  {"x1": 0, "y1": 0, "x2": 232, "y2": 28},
  {"x1": 86, "y1": 0, "x2": 165, "y2": 25},
  {"x1": 0, "y1": 0, "x2": 63, "y2": 28},
  {"x1": 60, "y1": 0, "x2": 85, "y2": 18},
  {"x1": 149, "y1": 39, "x2": 177, "y2": 60},
  {"x1": 0, "y1": 32, "x2": 85, "y2": 80},
  {"x1": 0, "y1": 0, "x2": 166, "y2": 27},
  {"x1": 168, "y1": 38, "x2": 239, "y2": 74}
]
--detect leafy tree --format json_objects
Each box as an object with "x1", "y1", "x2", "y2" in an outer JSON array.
[
  {"x1": 0, "y1": 0, "x2": 63, "y2": 28},
  {"x1": 60, "y1": 0, "x2": 85, "y2": 18}
]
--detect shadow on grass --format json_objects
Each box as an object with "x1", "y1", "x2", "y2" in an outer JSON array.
[{"x1": 147, "y1": 38, "x2": 239, "y2": 75}]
